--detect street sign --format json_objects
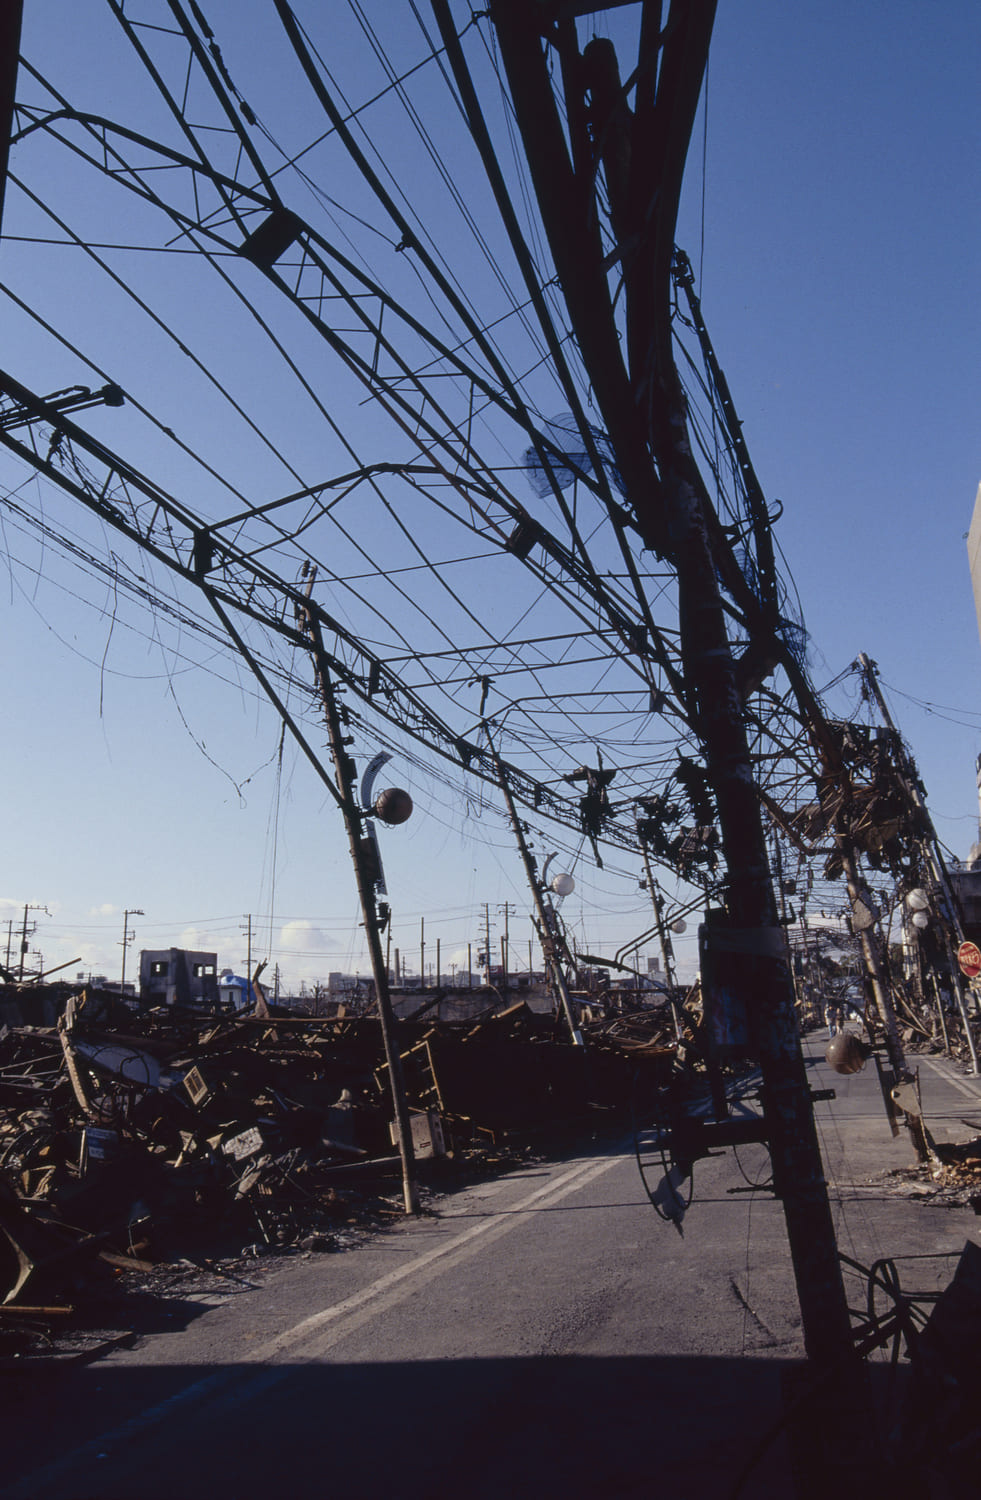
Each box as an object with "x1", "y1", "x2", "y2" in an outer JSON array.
[{"x1": 957, "y1": 941, "x2": 981, "y2": 979}]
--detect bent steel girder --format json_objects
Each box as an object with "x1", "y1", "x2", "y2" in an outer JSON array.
[
  {"x1": 11, "y1": 92, "x2": 687, "y2": 719},
  {"x1": 0, "y1": 365, "x2": 652, "y2": 851},
  {"x1": 3, "y1": 4, "x2": 846, "y2": 907}
]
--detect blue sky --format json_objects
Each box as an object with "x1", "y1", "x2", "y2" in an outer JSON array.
[
  {"x1": 693, "y1": 3, "x2": 981, "y2": 834},
  {"x1": 1, "y1": 2, "x2": 978, "y2": 989}
]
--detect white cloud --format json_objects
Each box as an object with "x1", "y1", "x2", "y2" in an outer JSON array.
[
  {"x1": 279, "y1": 920, "x2": 337, "y2": 955},
  {"x1": 176, "y1": 926, "x2": 222, "y2": 955}
]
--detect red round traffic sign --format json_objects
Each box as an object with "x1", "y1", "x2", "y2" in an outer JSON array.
[{"x1": 957, "y1": 940, "x2": 981, "y2": 979}]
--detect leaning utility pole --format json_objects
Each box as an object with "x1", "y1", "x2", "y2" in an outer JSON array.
[
  {"x1": 486, "y1": 0, "x2": 868, "y2": 1407},
  {"x1": 494, "y1": 751, "x2": 583, "y2": 1046},
  {"x1": 296, "y1": 594, "x2": 419, "y2": 1215},
  {"x1": 857, "y1": 652, "x2": 980, "y2": 1073},
  {"x1": 639, "y1": 840, "x2": 683, "y2": 1040}
]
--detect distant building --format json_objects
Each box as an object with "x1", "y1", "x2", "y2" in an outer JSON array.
[
  {"x1": 218, "y1": 970, "x2": 252, "y2": 1011},
  {"x1": 139, "y1": 948, "x2": 218, "y2": 1009},
  {"x1": 78, "y1": 974, "x2": 136, "y2": 998}
]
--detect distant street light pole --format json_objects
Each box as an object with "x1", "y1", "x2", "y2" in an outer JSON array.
[{"x1": 120, "y1": 908, "x2": 144, "y2": 995}]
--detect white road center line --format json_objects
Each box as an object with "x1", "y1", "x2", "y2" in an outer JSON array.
[{"x1": 5, "y1": 1150, "x2": 627, "y2": 1499}]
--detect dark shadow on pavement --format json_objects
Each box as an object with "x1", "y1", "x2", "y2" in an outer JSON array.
[{"x1": 1, "y1": 1350, "x2": 940, "y2": 1500}]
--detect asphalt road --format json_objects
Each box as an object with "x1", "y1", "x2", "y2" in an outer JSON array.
[{"x1": 5, "y1": 1032, "x2": 981, "y2": 1499}]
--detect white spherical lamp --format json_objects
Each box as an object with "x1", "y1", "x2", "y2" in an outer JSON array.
[
  {"x1": 911, "y1": 911, "x2": 930, "y2": 930},
  {"x1": 906, "y1": 889, "x2": 930, "y2": 912},
  {"x1": 550, "y1": 872, "x2": 575, "y2": 897},
  {"x1": 670, "y1": 918, "x2": 687, "y2": 935}
]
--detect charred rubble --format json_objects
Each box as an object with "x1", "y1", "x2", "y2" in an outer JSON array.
[{"x1": 0, "y1": 980, "x2": 682, "y2": 1340}]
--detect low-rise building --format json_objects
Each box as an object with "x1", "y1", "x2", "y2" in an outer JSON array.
[{"x1": 139, "y1": 948, "x2": 218, "y2": 1009}]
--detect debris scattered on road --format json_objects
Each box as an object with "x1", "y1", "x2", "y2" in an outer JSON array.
[{"x1": 0, "y1": 982, "x2": 680, "y2": 1331}]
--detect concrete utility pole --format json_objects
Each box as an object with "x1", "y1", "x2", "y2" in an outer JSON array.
[
  {"x1": 857, "y1": 653, "x2": 980, "y2": 1073},
  {"x1": 120, "y1": 908, "x2": 143, "y2": 994},
  {"x1": 497, "y1": 902, "x2": 514, "y2": 992},
  {"x1": 296, "y1": 595, "x2": 419, "y2": 1216},
  {"x1": 494, "y1": 752, "x2": 582, "y2": 1046},
  {"x1": 639, "y1": 842, "x2": 683, "y2": 1040},
  {"x1": 17, "y1": 906, "x2": 31, "y2": 982},
  {"x1": 836, "y1": 843, "x2": 937, "y2": 1156},
  {"x1": 241, "y1": 914, "x2": 253, "y2": 984},
  {"x1": 484, "y1": 9, "x2": 877, "y2": 1452},
  {"x1": 16, "y1": 903, "x2": 48, "y2": 983}
]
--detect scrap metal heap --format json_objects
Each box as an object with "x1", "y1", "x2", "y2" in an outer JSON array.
[{"x1": 0, "y1": 984, "x2": 681, "y2": 1322}]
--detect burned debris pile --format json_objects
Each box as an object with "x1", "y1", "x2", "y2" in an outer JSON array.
[{"x1": 0, "y1": 985, "x2": 678, "y2": 1322}]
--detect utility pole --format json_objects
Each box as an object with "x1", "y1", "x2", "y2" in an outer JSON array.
[
  {"x1": 241, "y1": 913, "x2": 253, "y2": 982},
  {"x1": 482, "y1": 8, "x2": 875, "y2": 1435},
  {"x1": 494, "y1": 752, "x2": 582, "y2": 1045},
  {"x1": 771, "y1": 833, "x2": 807, "y2": 1024},
  {"x1": 18, "y1": 905, "x2": 31, "y2": 983},
  {"x1": 498, "y1": 902, "x2": 514, "y2": 993},
  {"x1": 120, "y1": 908, "x2": 143, "y2": 995},
  {"x1": 482, "y1": 904, "x2": 492, "y2": 982},
  {"x1": 297, "y1": 594, "x2": 419, "y2": 1215},
  {"x1": 857, "y1": 653, "x2": 980, "y2": 1072},
  {"x1": 16, "y1": 903, "x2": 48, "y2": 983},
  {"x1": 639, "y1": 841, "x2": 683, "y2": 1039}
]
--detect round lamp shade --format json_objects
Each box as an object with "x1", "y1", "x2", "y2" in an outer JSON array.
[
  {"x1": 910, "y1": 911, "x2": 930, "y2": 930},
  {"x1": 906, "y1": 888, "x2": 930, "y2": 912},
  {"x1": 670, "y1": 918, "x2": 687, "y2": 935},
  {"x1": 373, "y1": 787, "x2": 413, "y2": 825},
  {"x1": 825, "y1": 1031, "x2": 871, "y2": 1075},
  {"x1": 550, "y1": 872, "x2": 575, "y2": 897}
]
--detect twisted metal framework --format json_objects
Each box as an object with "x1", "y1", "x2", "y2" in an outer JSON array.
[{"x1": 1, "y1": 1, "x2": 844, "y2": 910}]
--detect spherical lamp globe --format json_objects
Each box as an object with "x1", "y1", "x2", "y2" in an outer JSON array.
[{"x1": 373, "y1": 787, "x2": 414, "y2": 825}]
